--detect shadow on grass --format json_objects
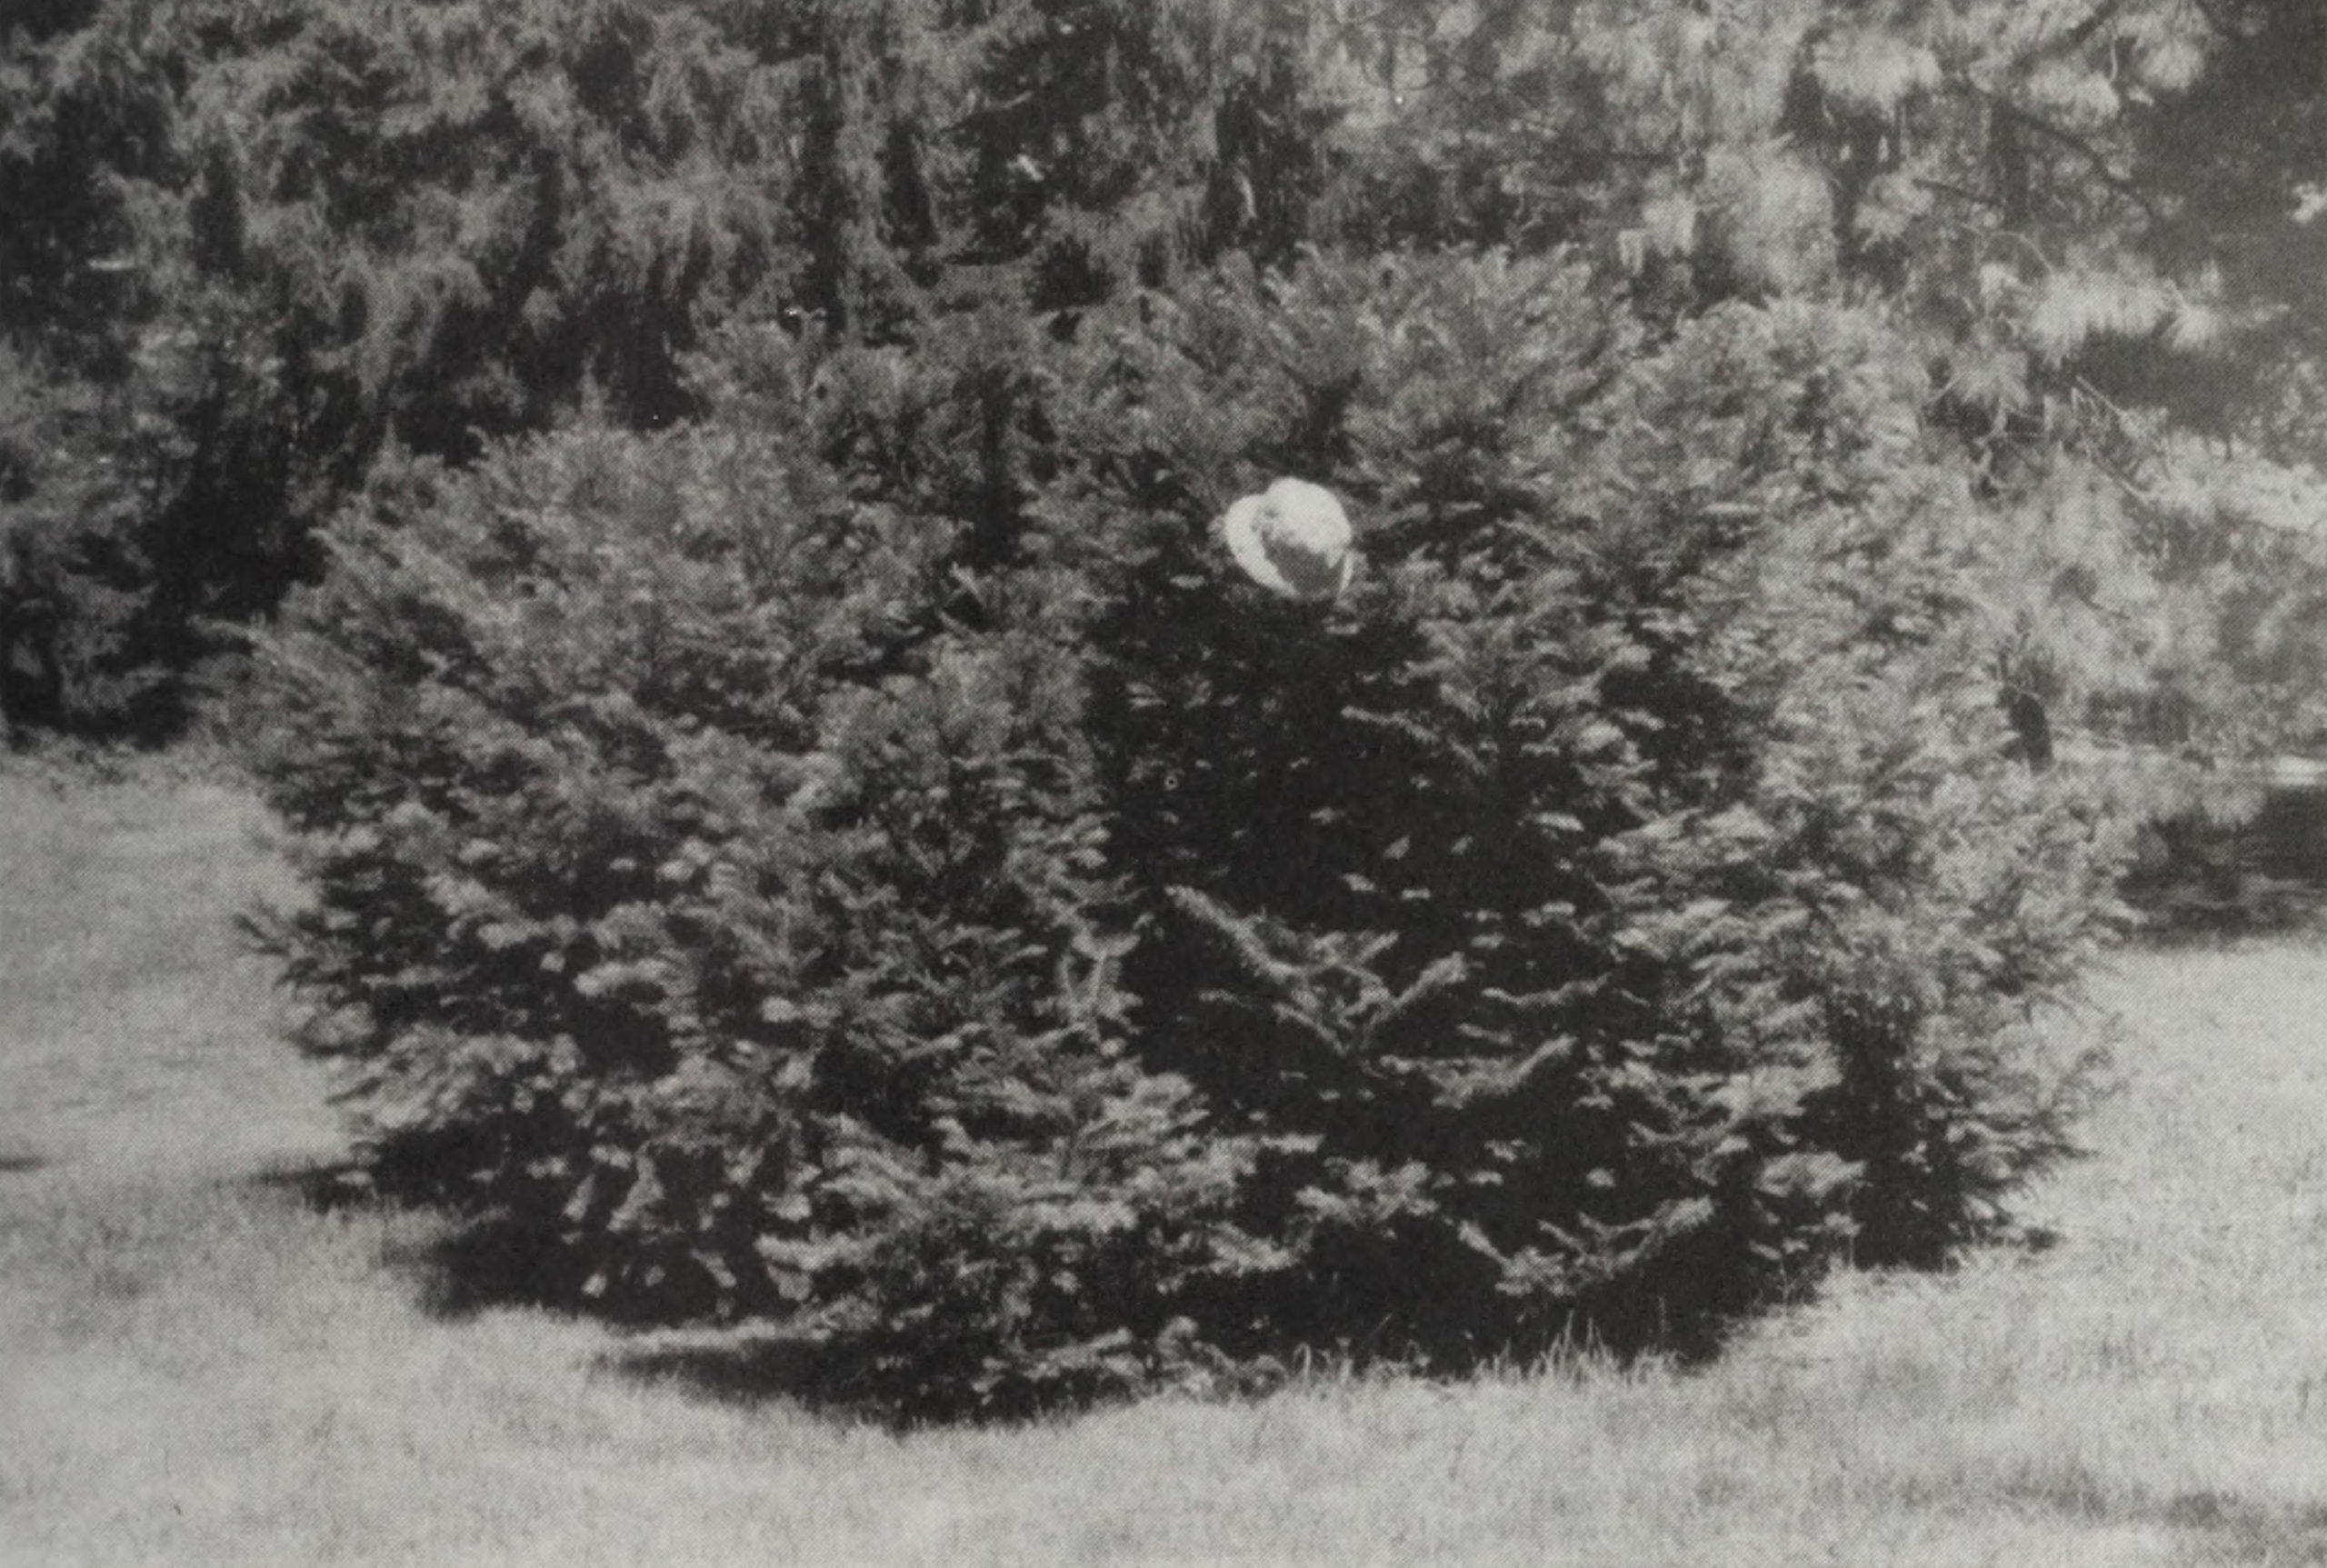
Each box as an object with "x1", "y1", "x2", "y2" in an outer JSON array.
[
  {"x1": 2161, "y1": 1491, "x2": 2327, "y2": 1565},
  {"x1": 1999, "y1": 1471, "x2": 2327, "y2": 1566},
  {"x1": 247, "y1": 1155, "x2": 863, "y2": 1413},
  {"x1": 250, "y1": 1161, "x2": 594, "y2": 1321},
  {"x1": 404, "y1": 1214, "x2": 596, "y2": 1320},
  {"x1": 248, "y1": 1160, "x2": 372, "y2": 1211},
  {"x1": 602, "y1": 1333, "x2": 837, "y2": 1408}
]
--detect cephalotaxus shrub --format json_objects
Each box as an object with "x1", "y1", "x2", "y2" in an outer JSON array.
[
  {"x1": 244, "y1": 343, "x2": 1272, "y2": 1418},
  {"x1": 1044, "y1": 250, "x2": 2128, "y2": 1364},
  {"x1": 250, "y1": 252, "x2": 2132, "y2": 1414}
]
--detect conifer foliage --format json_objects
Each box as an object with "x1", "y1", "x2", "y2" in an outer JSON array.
[
  {"x1": 250, "y1": 250, "x2": 2128, "y2": 1414},
  {"x1": 1055, "y1": 252, "x2": 2122, "y2": 1365},
  {"x1": 247, "y1": 336, "x2": 1268, "y2": 1416}
]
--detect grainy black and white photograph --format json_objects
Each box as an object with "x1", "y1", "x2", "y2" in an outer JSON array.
[{"x1": 6, "y1": 2, "x2": 2327, "y2": 1563}]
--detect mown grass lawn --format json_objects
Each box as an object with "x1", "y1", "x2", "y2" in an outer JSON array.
[{"x1": 5, "y1": 762, "x2": 2326, "y2": 1567}]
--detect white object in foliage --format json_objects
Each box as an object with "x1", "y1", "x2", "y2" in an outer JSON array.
[{"x1": 1221, "y1": 478, "x2": 1356, "y2": 602}]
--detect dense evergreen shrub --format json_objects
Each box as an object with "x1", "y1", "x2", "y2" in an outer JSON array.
[
  {"x1": 1042, "y1": 252, "x2": 2130, "y2": 1363},
  {"x1": 246, "y1": 351, "x2": 1270, "y2": 1417},
  {"x1": 251, "y1": 250, "x2": 2133, "y2": 1415}
]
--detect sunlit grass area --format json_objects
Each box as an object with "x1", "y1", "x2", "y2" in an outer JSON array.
[{"x1": 5, "y1": 765, "x2": 2326, "y2": 1566}]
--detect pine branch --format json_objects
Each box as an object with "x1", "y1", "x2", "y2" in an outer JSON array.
[
  {"x1": 1955, "y1": 84, "x2": 2162, "y2": 226},
  {"x1": 2047, "y1": 0, "x2": 2130, "y2": 57}
]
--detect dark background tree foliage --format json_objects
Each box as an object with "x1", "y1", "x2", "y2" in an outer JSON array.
[{"x1": 0, "y1": 0, "x2": 1351, "y2": 735}]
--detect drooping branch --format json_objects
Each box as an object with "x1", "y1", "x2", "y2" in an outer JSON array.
[
  {"x1": 1957, "y1": 82, "x2": 2164, "y2": 227},
  {"x1": 2049, "y1": 0, "x2": 2131, "y2": 57}
]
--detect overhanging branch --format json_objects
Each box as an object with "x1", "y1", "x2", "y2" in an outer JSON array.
[{"x1": 1957, "y1": 82, "x2": 2163, "y2": 226}]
